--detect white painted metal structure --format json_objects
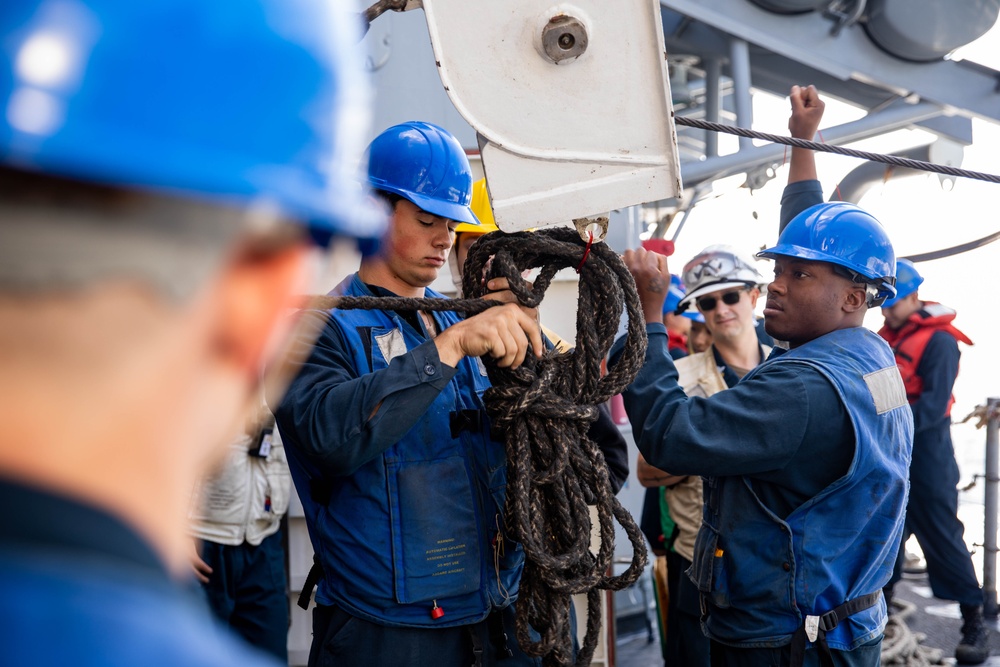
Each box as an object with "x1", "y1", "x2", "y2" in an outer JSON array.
[
  {"x1": 420, "y1": 0, "x2": 683, "y2": 232},
  {"x1": 285, "y1": 1, "x2": 1000, "y2": 663}
]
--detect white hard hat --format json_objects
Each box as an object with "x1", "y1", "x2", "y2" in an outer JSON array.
[{"x1": 678, "y1": 245, "x2": 765, "y2": 312}]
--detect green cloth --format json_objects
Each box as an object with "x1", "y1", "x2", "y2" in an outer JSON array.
[{"x1": 658, "y1": 487, "x2": 677, "y2": 552}]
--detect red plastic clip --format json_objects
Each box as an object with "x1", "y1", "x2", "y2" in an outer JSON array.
[
  {"x1": 430, "y1": 600, "x2": 444, "y2": 620},
  {"x1": 640, "y1": 238, "x2": 675, "y2": 256}
]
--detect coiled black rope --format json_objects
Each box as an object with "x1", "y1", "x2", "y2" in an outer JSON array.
[
  {"x1": 463, "y1": 227, "x2": 648, "y2": 667},
  {"x1": 674, "y1": 116, "x2": 1000, "y2": 185},
  {"x1": 310, "y1": 227, "x2": 649, "y2": 666}
]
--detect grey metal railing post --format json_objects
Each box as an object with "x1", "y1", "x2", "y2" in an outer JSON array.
[
  {"x1": 727, "y1": 39, "x2": 753, "y2": 151},
  {"x1": 983, "y1": 397, "x2": 1000, "y2": 619}
]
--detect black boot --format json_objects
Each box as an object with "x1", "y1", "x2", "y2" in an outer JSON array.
[{"x1": 956, "y1": 604, "x2": 989, "y2": 665}]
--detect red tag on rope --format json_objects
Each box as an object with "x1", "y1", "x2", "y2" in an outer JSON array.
[{"x1": 576, "y1": 231, "x2": 595, "y2": 273}]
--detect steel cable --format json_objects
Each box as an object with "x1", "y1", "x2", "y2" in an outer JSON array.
[
  {"x1": 673, "y1": 116, "x2": 1000, "y2": 262},
  {"x1": 674, "y1": 116, "x2": 1000, "y2": 185}
]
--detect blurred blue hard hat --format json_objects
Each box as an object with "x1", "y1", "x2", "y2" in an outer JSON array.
[
  {"x1": 366, "y1": 121, "x2": 478, "y2": 226},
  {"x1": 757, "y1": 202, "x2": 896, "y2": 306},
  {"x1": 880, "y1": 258, "x2": 924, "y2": 308},
  {"x1": 0, "y1": 0, "x2": 381, "y2": 246},
  {"x1": 663, "y1": 274, "x2": 686, "y2": 315}
]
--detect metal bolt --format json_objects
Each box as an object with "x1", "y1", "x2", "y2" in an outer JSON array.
[{"x1": 541, "y1": 15, "x2": 588, "y2": 64}]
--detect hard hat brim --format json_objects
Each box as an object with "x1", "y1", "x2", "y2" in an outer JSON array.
[
  {"x1": 758, "y1": 243, "x2": 897, "y2": 302},
  {"x1": 378, "y1": 185, "x2": 480, "y2": 226}
]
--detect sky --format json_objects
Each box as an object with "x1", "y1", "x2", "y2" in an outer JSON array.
[{"x1": 666, "y1": 28, "x2": 1000, "y2": 439}]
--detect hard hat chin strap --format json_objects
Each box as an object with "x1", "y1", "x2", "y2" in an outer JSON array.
[
  {"x1": 832, "y1": 265, "x2": 894, "y2": 309},
  {"x1": 866, "y1": 284, "x2": 886, "y2": 309}
]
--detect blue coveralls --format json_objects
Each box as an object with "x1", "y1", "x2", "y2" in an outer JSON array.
[
  {"x1": 275, "y1": 275, "x2": 628, "y2": 667},
  {"x1": 618, "y1": 323, "x2": 912, "y2": 666},
  {"x1": 0, "y1": 478, "x2": 281, "y2": 667},
  {"x1": 782, "y1": 180, "x2": 983, "y2": 608}
]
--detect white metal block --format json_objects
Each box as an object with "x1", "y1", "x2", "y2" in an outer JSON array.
[{"x1": 421, "y1": 0, "x2": 683, "y2": 231}]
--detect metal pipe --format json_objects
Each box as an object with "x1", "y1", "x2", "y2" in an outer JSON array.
[
  {"x1": 830, "y1": 145, "x2": 932, "y2": 203},
  {"x1": 727, "y1": 39, "x2": 753, "y2": 151},
  {"x1": 704, "y1": 58, "x2": 721, "y2": 158},
  {"x1": 984, "y1": 397, "x2": 1000, "y2": 619},
  {"x1": 679, "y1": 101, "x2": 943, "y2": 187}
]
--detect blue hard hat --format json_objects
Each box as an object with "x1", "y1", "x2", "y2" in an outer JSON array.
[
  {"x1": 366, "y1": 121, "x2": 479, "y2": 226},
  {"x1": 880, "y1": 259, "x2": 924, "y2": 308},
  {"x1": 757, "y1": 202, "x2": 897, "y2": 304},
  {"x1": 663, "y1": 274, "x2": 686, "y2": 315},
  {"x1": 0, "y1": 0, "x2": 381, "y2": 246}
]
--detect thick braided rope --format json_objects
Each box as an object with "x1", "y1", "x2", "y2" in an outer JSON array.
[
  {"x1": 880, "y1": 600, "x2": 944, "y2": 665},
  {"x1": 316, "y1": 227, "x2": 649, "y2": 666},
  {"x1": 674, "y1": 116, "x2": 1000, "y2": 185},
  {"x1": 461, "y1": 228, "x2": 648, "y2": 667}
]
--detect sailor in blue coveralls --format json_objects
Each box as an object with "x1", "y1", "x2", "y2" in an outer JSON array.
[
  {"x1": 615, "y1": 202, "x2": 913, "y2": 667},
  {"x1": 784, "y1": 83, "x2": 988, "y2": 665},
  {"x1": 0, "y1": 2, "x2": 376, "y2": 666},
  {"x1": 274, "y1": 122, "x2": 628, "y2": 667}
]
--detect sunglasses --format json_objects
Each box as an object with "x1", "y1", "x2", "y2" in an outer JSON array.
[{"x1": 696, "y1": 289, "x2": 746, "y2": 312}]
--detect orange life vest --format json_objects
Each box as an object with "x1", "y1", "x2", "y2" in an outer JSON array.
[{"x1": 878, "y1": 302, "x2": 973, "y2": 416}]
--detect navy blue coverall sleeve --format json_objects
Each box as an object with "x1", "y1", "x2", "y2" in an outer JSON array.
[
  {"x1": 623, "y1": 324, "x2": 811, "y2": 476},
  {"x1": 911, "y1": 331, "x2": 961, "y2": 437},
  {"x1": 274, "y1": 311, "x2": 458, "y2": 477},
  {"x1": 779, "y1": 179, "x2": 824, "y2": 233},
  {"x1": 907, "y1": 330, "x2": 963, "y2": 489},
  {"x1": 620, "y1": 324, "x2": 853, "y2": 517}
]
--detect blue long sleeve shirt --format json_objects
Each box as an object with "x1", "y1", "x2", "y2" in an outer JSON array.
[
  {"x1": 621, "y1": 323, "x2": 854, "y2": 519},
  {"x1": 908, "y1": 330, "x2": 962, "y2": 489},
  {"x1": 779, "y1": 179, "x2": 824, "y2": 232},
  {"x1": 276, "y1": 308, "x2": 458, "y2": 477},
  {"x1": 276, "y1": 294, "x2": 629, "y2": 490}
]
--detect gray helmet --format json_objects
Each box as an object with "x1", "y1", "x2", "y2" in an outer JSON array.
[{"x1": 678, "y1": 245, "x2": 766, "y2": 312}]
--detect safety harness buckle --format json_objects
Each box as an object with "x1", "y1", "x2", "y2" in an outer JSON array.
[{"x1": 805, "y1": 615, "x2": 820, "y2": 643}]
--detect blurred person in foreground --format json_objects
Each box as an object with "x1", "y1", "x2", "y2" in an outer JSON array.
[{"x1": 0, "y1": 1, "x2": 377, "y2": 665}]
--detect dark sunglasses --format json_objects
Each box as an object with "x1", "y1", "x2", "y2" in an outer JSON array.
[{"x1": 696, "y1": 289, "x2": 746, "y2": 312}]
